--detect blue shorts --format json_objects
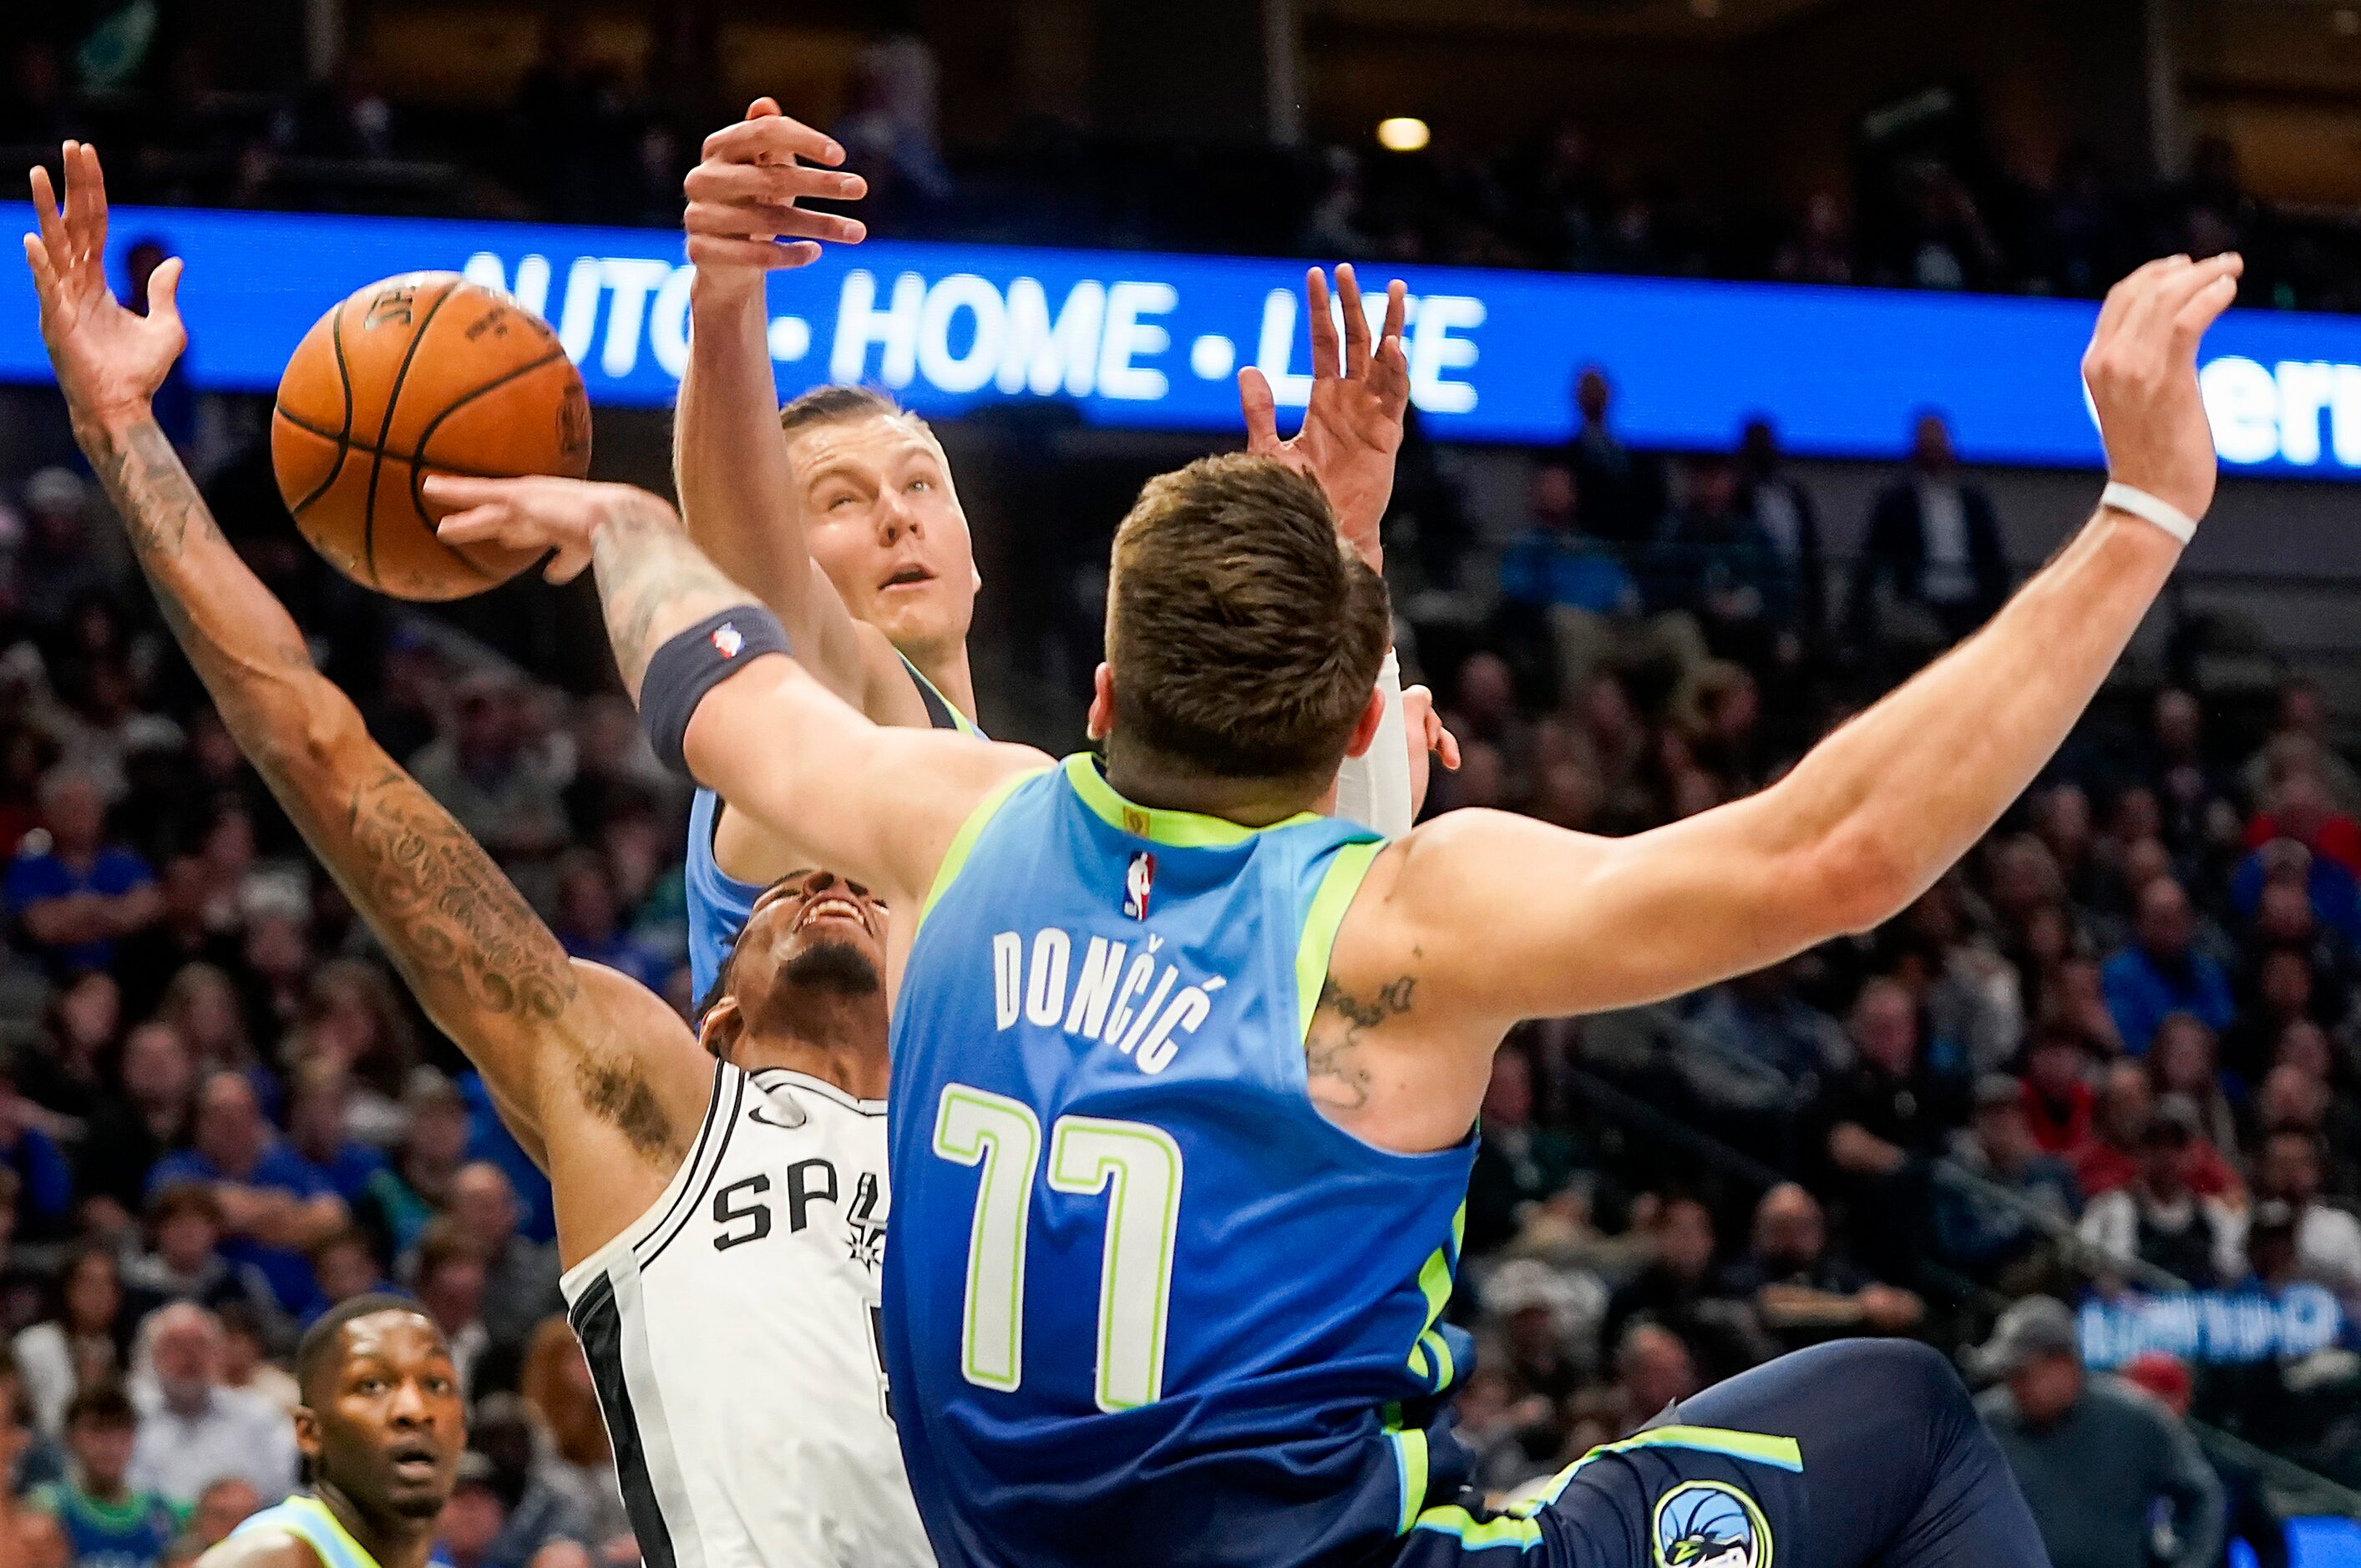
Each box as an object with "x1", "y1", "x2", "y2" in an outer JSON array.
[{"x1": 1396, "y1": 1340, "x2": 2047, "y2": 1568}]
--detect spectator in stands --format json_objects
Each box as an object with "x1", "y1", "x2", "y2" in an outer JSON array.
[
  {"x1": 13, "y1": 1246, "x2": 134, "y2": 1438},
  {"x1": 1560, "y1": 367, "x2": 1663, "y2": 547},
  {"x1": 296, "y1": 960, "x2": 421, "y2": 1133},
  {"x1": 352, "y1": 1077, "x2": 466, "y2": 1263},
  {"x1": 6, "y1": 769, "x2": 160, "y2": 974},
  {"x1": 308, "y1": 1227, "x2": 395, "y2": 1323},
  {"x1": 1644, "y1": 457, "x2": 1789, "y2": 670},
  {"x1": 1684, "y1": 960, "x2": 1848, "y2": 1108},
  {"x1": 2075, "y1": 1060, "x2": 2241, "y2": 1201},
  {"x1": 74, "y1": 1020, "x2": 195, "y2": 1227},
  {"x1": 2254, "y1": 1129, "x2": 2361, "y2": 1300},
  {"x1": 15, "y1": 470, "x2": 119, "y2": 636},
  {"x1": 467, "y1": 1390, "x2": 595, "y2": 1568},
  {"x1": 1716, "y1": 1183, "x2": 1922, "y2": 1353},
  {"x1": 2116, "y1": 1351, "x2": 2288, "y2": 1568},
  {"x1": 1973, "y1": 1296, "x2": 2225, "y2": 1568},
  {"x1": 0, "y1": 1054, "x2": 73, "y2": 1241},
  {"x1": 14, "y1": 969, "x2": 119, "y2": 1122},
  {"x1": 2020, "y1": 1020, "x2": 2096, "y2": 1155},
  {"x1": 146, "y1": 1070, "x2": 346, "y2": 1320},
  {"x1": 408, "y1": 671, "x2": 570, "y2": 869},
  {"x1": 1498, "y1": 463, "x2": 1636, "y2": 620},
  {"x1": 550, "y1": 852, "x2": 668, "y2": 993},
  {"x1": 518, "y1": 1318, "x2": 630, "y2": 1551},
  {"x1": 120, "y1": 1183, "x2": 281, "y2": 1326},
  {"x1": 2078, "y1": 1098, "x2": 2244, "y2": 1287},
  {"x1": 2252, "y1": 1063, "x2": 2361, "y2": 1195},
  {"x1": 1598, "y1": 1195, "x2": 1770, "y2": 1381},
  {"x1": 1845, "y1": 412, "x2": 2006, "y2": 655},
  {"x1": 185, "y1": 1475, "x2": 261, "y2": 1554},
  {"x1": 28, "y1": 1383, "x2": 180, "y2": 1568},
  {"x1": 126, "y1": 1303, "x2": 295, "y2": 1506},
  {"x1": 1571, "y1": 1322, "x2": 1699, "y2": 1443},
  {"x1": 410, "y1": 1221, "x2": 492, "y2": 1397},
  {"x1": 213, "y1": 1305, "x2": 297, "y2": 1419},
  {"x1": 281, "y1": 1060, "x2": 391, "y2": 1210},
  {"x1": 1933, "y1": 1075, "x2": 2081, "y2": 1287},
  {"x1": 2147, "y1": 1014, "x2": 2240, "y2": 1157},
  {"x1": 0, "y1": 1171, "x2": 42, "y2": 1339},
  {"x1": 2242, "y1": 679, "x2": 2361, "y2": 817},
  {"x1": 446, "y1": 1164, "x2": 562, "y2": 1362},
  {"x1": 2102, "y1": 878, "x2": 2235, "y2": 1054},
  {"x1": 1734, "y1": 419, "x2": 1824, "y2": 652},
  {"x1": 1813, "y1": 977, "x2": 1966, "y2": 1266},
  {"x1": 1465, "y1": 1048, "x2": 1583, "y2": 1253}
]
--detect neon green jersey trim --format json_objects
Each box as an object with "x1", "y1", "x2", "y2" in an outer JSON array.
[
  {"x1": 1390, "y1": 1424, "x2": 1431, "y2": 1535},
  {"x1": 1411, "y1": 1503, "x2": 1545, "y2": 1550},
  {"x1": 1293, "y1": 838, "x2": 1386, "y2": 1040},
  {"x1": 903, "y1": 654, "x2": 985, "y2": 737},
  {"x1": 1061, "y1": 753, "x2": 1322, "y2": 849},
  {"x1": 920, "y1": 766, "x2": 1051, "y2": 925}
]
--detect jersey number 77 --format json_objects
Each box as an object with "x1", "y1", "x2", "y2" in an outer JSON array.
[{"x1": 931, "y1": 1084, "x2": 1185, "y2": 1413}]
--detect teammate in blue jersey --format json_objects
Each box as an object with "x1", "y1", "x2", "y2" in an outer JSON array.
[
  {"x1": 666, "y1": 101, "x2": 1439, "y2": 1000},
  {"x1": 199, "y1": 1296, "x2": 463, "y2": 1568},
  {"x1": 504, "y1": 245, "x2": 2237, "y2": 1568}
]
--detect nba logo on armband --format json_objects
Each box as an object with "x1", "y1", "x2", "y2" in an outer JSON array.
[
  {"x1": 712, "y1": 624, "x2": 744, "y2": 658},
  {"x1": 1653, "y1": 1481, "x2": 1771, "y2": 1568},
  {"x1": 1122, "y1": 851, "x2": 1156, "y2": 920}
]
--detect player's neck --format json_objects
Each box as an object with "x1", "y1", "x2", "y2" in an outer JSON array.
[
  {"x1": 905, "y1": 637, "x2": 979, "y2": 722},
  {"x1": 736, "y1": 1019, "x2": 891, "y2": 1100},
  {"x1": 312, "y1": 1481, "x2": 436, "y2": 1568},
  {"x1": 1100, "y1": 751, "x2": 1330, "y2": 828}
]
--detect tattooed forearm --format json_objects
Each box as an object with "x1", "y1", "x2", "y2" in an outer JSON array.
[
  {"x1": 337, "y1": 766, "x2": 578, "y2": 1021},
  {"x1": 1305, "y1": 974, "x2": 1416, "y2": 1112},
  {"x1": 589, "y1": 497, "x2": 754, "y2": 690},
  {"x1": 89, "y1": 417, "x2": 222, "y2": 561}
]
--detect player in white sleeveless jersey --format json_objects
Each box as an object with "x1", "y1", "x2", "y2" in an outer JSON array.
[{"x1": 25, "y1": 143, "x2": 930, "y2": 1568}]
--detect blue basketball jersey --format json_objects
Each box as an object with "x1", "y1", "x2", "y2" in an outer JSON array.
[
  {"x1": 687, "y1": 651, "x2": 980, "y2": 1003},
  {"x1": 884, "y1": 753, "x2": 1478, "y2": 1568}
]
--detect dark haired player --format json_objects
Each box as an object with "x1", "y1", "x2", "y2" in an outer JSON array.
[
  {"x1": 200, "y1": 1297, "x2": 460, "y2": 1568},
  {"x1": 469, "y1": 245, "x2": 2238, "y2": 1568},
  {"x1": 28, "y1": 142, "x2": 926, "y2": 1566},
  {"x1": 668, "y1": 99, "x2": 1441, "y2": 1001}
]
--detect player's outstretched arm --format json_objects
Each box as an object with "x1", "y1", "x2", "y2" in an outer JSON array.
[
  {"x1": 431, "y1": 476, "x2": 1046, "y2": 910},
  {"x1": 1375, "y1": 252, "x2": 2242, "y2": 1037},
  {"x1": 24, "y1": 144, "x2": 705, "y2": 1184},
  {"x1": 674, "y1": 100, "x2": 926, "y2": 724}
]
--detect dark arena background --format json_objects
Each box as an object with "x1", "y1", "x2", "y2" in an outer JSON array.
[{"x1": 4, "y1": 1, "x2": 2361, "y2": 1565}]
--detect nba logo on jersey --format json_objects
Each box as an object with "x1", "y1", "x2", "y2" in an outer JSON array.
[
  {"x1": 1122, "y1": 851, "x2": 1156, "y2": 919},
  {"x1": 712, "y1": 623, "x2": 745, "y2": 657}
]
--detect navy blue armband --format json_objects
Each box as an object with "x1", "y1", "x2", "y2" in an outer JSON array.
[{"x1": 640, "y1": 607, "x2": 793, "y2": 776}]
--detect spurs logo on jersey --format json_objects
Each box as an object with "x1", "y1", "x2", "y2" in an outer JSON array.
[{"x1": 560, "y1": 1060, "x2": 933, "y2": 1568}]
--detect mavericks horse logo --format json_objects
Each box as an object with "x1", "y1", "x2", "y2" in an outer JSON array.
[{"x1": 1652, "y1": 1480, "x2": 1771, "y2": 1568}]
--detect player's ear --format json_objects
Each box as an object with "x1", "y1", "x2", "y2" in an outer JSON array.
[
  {"x1": 698, "y1": 996, "x2": 744, "y2": 1063},
  {"x1": 1340, "y1": 682, "x2": 1386, "y2": 760},
  {"x1": 292, "y1": 1404, "x2": 322, "y2": 1466},
  {"x1": 1087, "y1": 664, "x2": 1116, "y2": 741}
]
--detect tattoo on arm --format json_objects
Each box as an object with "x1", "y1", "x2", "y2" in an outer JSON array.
[
  {"x1": 1307, "y1": 974, "x2": 1416, "y2": 1111},
  {"x1": 591, "y1": 498, "x2": 752, "y2": 686}
]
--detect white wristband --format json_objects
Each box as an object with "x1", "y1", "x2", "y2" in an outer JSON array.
[{"x1": 2100, "y1": 482, "x2": 2197, "y2": 545}]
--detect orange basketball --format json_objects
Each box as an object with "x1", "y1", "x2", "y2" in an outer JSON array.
[{"x1": 271, "y1": 272, "x2": 592, "y2": 601}]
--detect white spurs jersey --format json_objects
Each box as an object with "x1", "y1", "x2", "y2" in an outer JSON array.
[{"x1": 560, "y1": 1060, "x2": 934, "y2": 1568}]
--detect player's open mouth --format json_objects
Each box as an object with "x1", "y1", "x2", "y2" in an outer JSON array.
[
  {"x1": 387, "y1": 1442, "x2": 440, "y2": 1479},
  {"x1": 879, "y1": 564, "x2": 935, "y2": 591},
  {"x1": 797, "y1": 896, "x2": 869, "y2": 932}
]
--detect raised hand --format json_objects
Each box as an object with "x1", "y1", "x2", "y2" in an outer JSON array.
[
  {"x1": 2082, "y1": 251, "x2": 2242, "y2": 526},
  {"x1": 685, "y1": 98, "x2": 869, "y2": 290},
  {"x1": 425, "y1": 474, "x2": 678, "y2": 584},
  {"x1": 22, "y1": 141, "x2": 185, "y2": 430},
  {"x1": 1238, "y1": 264, "x2": 1411, "y2": 568},
  {"x1": 1401, "y1": 681, "x2": 1461, "y2": 818}
]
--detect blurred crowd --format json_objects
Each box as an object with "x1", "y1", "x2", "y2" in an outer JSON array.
[{"x1": 10, "y1": 12, "x2": 2361, "y2": 313}]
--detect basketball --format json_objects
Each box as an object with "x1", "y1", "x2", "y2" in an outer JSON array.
[{"x1": 271, "y1": 272, "x2": 592, "y2": 600}]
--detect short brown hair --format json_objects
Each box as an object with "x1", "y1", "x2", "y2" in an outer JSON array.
[
  {"x1": 1107, "y1": 454, "x2": 1390, "y2": 783},
  {"x1": 777, "y1": 383, "x2": 929, "y2": 440}
]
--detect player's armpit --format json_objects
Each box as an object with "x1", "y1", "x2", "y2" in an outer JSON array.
[{"x1": 684, "y1": 656, "x2": 1051, "y2": 913}]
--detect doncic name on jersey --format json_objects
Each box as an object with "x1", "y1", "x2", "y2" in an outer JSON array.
[{"x1": 988, "y1": 909, "x2": 1225, "y2": 1077}]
